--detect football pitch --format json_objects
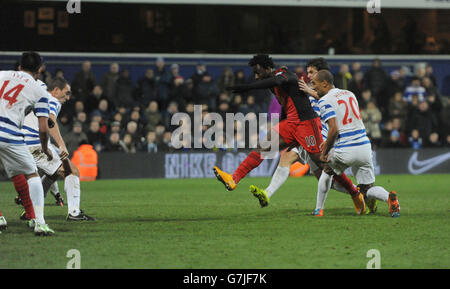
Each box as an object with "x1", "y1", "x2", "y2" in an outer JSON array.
[{"x1": 0, "y1": 174, "x2": 449, "y2": 269}]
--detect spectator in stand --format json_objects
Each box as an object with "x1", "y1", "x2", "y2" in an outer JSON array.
[
  {"x1": 71, "y1": 61, "x2": 97, "y2": 100},
  {"x1": 409, "y1": 129, "x2": 423, "y2": 149},
  {"x1": 361, "y1": 101, "x2": 382, "y2": 147},
  {"x1": 426, "y1": 93, "x2": 443, "y2": 118},
  {"x1": 195, "y1": 74, "x2": 220, "y2": 111},
  {"x1": 364, "y1": 58, "x2": 388, "y2": 110},
  {"x1": 155, "y1": 123, "x2": 166, "y2": 143},
  {"x1": 191, "y1": 60, "x2": 208, "y2": 89},
  {"x1": 145, "y1": 100, "x2": 163, "y2": 132},
  {"x1": 170, "y1": 63, "x2": 182, "y2": 80},
  {"x1": 54, "y1": 68, "x2": 65, "y2": 79},
  {"x1": 422, "y1": 77, "x2": 441, "y2": 99},
  {"x1": 155, "y1": 57, "x2": 172, "y2": 109},
  {"x1": 388, "y1": 91, "x2": 408, "y2": 121},
  {"x1": 111, "y1": 111, "x2": 125, "y2": 129},
  {"x1": 129, "y1": 110, "x2": 146, "y2": 137},
  {"x1": 168, "y1": 76, "x2": 187, "y2": 111},
  {"x1": 163, "y1": 101, "x2": 179, "y2": 132},
  {"x1": 140, "y1": 131, "x2": 159, "y2": 153},
  {"x1": 230, "y1": 94, "x2": 242, "y2": 113},
  {"x1": 217, "y1": 66, "x2": 235, "y2": 92},
  {"x1": 334, "y1": 64, "x2": 352, "y2": 90},
  {"x1": 160, "y1": 131, "x2": 174, "y2": 152},
  {"x1": 74, "y1": 100, "x2": 84, "y2": 115},
  {"x1": 351, "y1": 62, "x2": 362, "y2": 75},
  {"x1": 425, "y1": 64, "x2": 438, "y2": 87},
  {"x1": 75, "y1": 111, "x2": 89, "y2": 132},
  {"x1": 120, "y1": 133, "x2": 136, "y2": 154},
  {"x1": 218, "y1": 92, "x2": 231, "y2": 104},
  {"x1": 125, "y1": 121, "x2": 140, "y2": 144},
  {"x1": 426, "y1": 132, "x2": 441, "y2": 147},
  {"x1": 386, "y1": 70, "x2": 403, "y2": 100},
  {"x1": 234, "y1": 69, "x2": 247, "y2": 86},
  {"x1": 84, "y1": 85, "x2": 104, "y2": 114},
  {"x1": 91, "y1": 99, "x2": 111, "y2": 124},
  {"x1": 416, "y1": 66, "x2": 426, "y2": 82},
  {"x1": 101, "y1": 62, "x2": 120, "y2": 101},
  {"x1": 87, "y1": 121, "x2": 106, "y2": 152},
  {"x1": 409, "y1": 101, "x2": 437, "y2": 143},
  {"x1": 388, "y1": 129, "x2": 404, "y2": 148},
  {"x1": 404, "y1": 77, "x2": 426, "y2": 103},
  {"x1": 183, "y1": 78, "x2": 195, "y2": 104},
  {"x1": 90, "y1": 111, "x2": 108, "y2": 135},
  {"x1": 348, "y1": 71, "x2": 364, "y2": 100},
  {"x1": 57, "y1": 113, "x2": 72, "y2": 137},
  {"x1": 217, "y1": 101, "x2": 230, "y2": 120},
  {"x1": 65, "y1": 121, "x2": 89, "y2": 156},
  {"x1": 245, "y1": 95, "x2": 260, "y2": 114},
  {"x1": 359, "y1": 89, "x2": 373, "y2": 110},
  {"x1": 104, "y1": 132, "x2": 123, "y2": 152},
  {"x1": 109, "y1": 121, "x2": 122, "y2": 135},
  {"x1": 114, "y1": 69, "x2": 135, "y2": 109},
  {"x1": 136, "y1": 69, "x2": 156, "y2": 108}
]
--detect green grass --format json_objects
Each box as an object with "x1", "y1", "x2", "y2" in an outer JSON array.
[{"x1": 0, "y1": 174, "x2": 449, "y2": 269}]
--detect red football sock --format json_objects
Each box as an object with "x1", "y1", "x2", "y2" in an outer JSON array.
[
  {"x1": 0, "y1": 211, "x2": 2, "y2": 216},
  {"x1": 12, "y1": 174, "x2": 35, "y2": 219},
  {"x1": 232, "y1": 151, "x2": 264, "y2": 184},
  {"x1": 333, "y1": 173, "x2": 359, "y2": 197}
]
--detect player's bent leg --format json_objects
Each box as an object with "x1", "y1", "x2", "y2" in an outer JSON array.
[
  {"x1": 213, "y1": 128, "x2": 289, "y2": 191},
  {"x1": 313, "y1": 169, "x2": 333, "y2": 216},
  {"x1": 262, "y1": 149, "x2": 298, "y2": 199}
]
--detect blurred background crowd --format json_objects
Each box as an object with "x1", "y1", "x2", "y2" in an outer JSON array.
[{"x1": 34, "y1": 58, "x2": 450, "y2": 156}]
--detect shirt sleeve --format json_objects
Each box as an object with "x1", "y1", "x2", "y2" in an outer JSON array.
[
  {"x1": 34, "y1": 87, "x2": 49, "y2": 118},
  {"x1": 48, "y1": 99, "x2": 60, "y2": 117},
  {"x1": 318, "y1": 98, "x2": 336, "y2": 123}
]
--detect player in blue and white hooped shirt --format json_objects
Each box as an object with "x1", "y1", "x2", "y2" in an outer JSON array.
[
  {"x1": 20, "y1": 79, "x2": 64, "y2": 207},
  {"x1": 311, "y1": 70, "x2": 400, "y2": 218},
  {"x1": 249, "y1": 58, "x2": 365, "y2": 215},
  {"x1": 0, "y1": 51, "x2": 55, "y2": 236},
  {"x1": 21, "y1": 77, "x2": 96, "y2": 221}
]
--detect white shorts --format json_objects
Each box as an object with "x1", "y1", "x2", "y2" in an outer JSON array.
[
  {"x1": 0, "y1": 142, "x2": 37, "y2": 178},
  {"x1": 292, "y1": 146, "x2": 319, "y2": 173},
  {"x1": 29, "y1": 144, "x2": 62, "y2": 176},
  {"x1": 328, "y1": 143, "x2": 375, "y2": 185}
]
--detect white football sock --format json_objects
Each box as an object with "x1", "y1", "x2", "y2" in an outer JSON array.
[
  {"x1": 28, "y1": 176, "x2": 46, "y2": 224},
  {"x1": 367, "y1": 186, "x2": 389, "y2": 202},
  {"x1": 41, "y1": 175, "x2": 56, "y2": 198},
  {"x1": 65, "y1": 174, "x2": 81, "y2": 216},
  {"x1": 315, "y1": 171, "x2": 333, "y2": 210},
  {"x1": 331, "y1": 178, "x2": 349, "y2": 194},
  {"x1": 50, "y1": 181, "x2": 60, "y2": 197},
  {"x1": 265, "y1": 166, "x2": 290, "y2": 198}
]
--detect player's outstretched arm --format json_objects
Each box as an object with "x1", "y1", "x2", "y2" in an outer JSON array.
[
  {"x1": 38, "y1": 116, "x2": 52, "y2": 161},
  {"x1": 48, "y1": 113, "x2": 69, "y2": 160},
  {"x1": 226, "y1": 75, "x2": 286, "y2": 93}
]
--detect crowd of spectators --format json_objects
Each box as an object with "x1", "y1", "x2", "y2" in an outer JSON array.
[{"x1": 37, "y1": 58, "x2": 449, "y2": 155}]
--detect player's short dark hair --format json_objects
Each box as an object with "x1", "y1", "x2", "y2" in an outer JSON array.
[
  {"x1": 248, "y1": 54, "x2": 275, "y2": 69},
  {"x1": 306, "y1": 57, "x2": 330, "y2": 71},
  {"x1": 47, "y1": 77, "x2": 68, "y2": 91},
  {"x1": 316, "y1": 70, "x2": 334, "y2": 85},
  {"x1": 20, "y1": 51, "x2": 42, "y2": 73}
]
